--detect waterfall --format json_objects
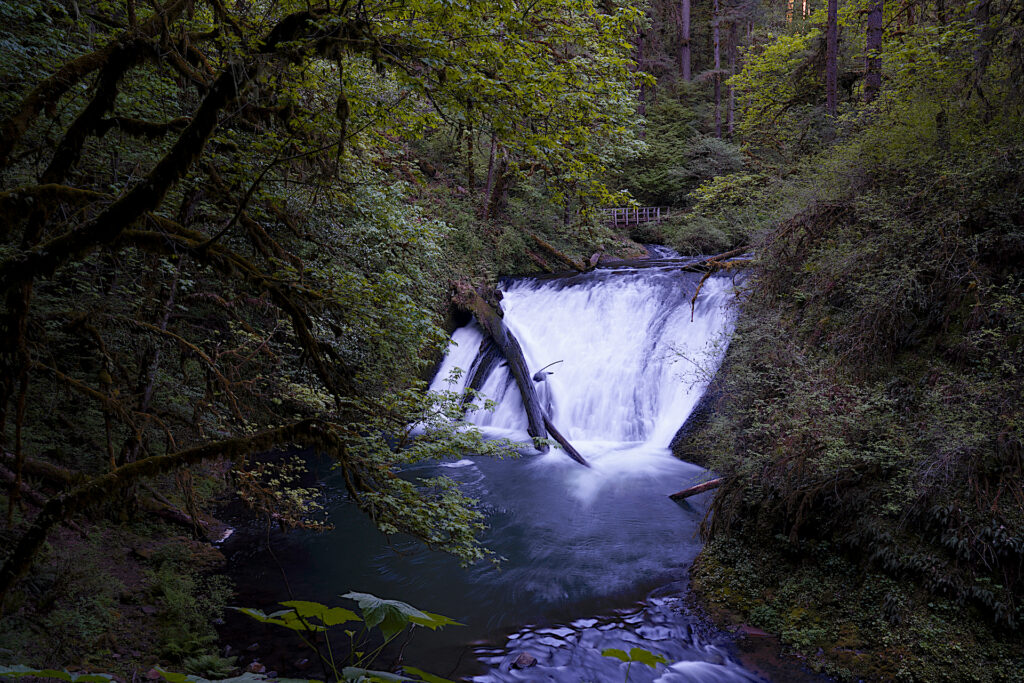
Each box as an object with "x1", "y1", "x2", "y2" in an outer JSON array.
[
  {"x1": 222, "y1": 252, "x2": 764, "y2": 683},
  {"x1": 430, "y1": 262, "x2": 737, "y2": 467}
]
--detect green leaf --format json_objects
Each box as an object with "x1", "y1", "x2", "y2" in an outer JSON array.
[
  {"x1": 400, "y1": 666, "x2": 454, "y2": 683},
  {"x1": 0, "y1": 667, "x2": 71, "y2": 681},
  {"x1": 342, "y1": 591, "x2": 435, "y2": 639},
  {"x1": 280, "y1": 600, "x2": 361, "y2": 626},
  {"x1": 0, "y1": 666, "x2": 115, "y2": 682},
  {"x1": 342, "y1": 667, "x2": 411, "y2": 682},
  {"x1": 600, "y1": 648, "x2": 630, "y2": 663},
  {"x1": 229, "y1": 606, "x2": 326, "y2": 632},
  {"x1": 153, "y1": 670, "x2": 193, "y2": 683},
  {"x1": 628, "y1": 647, "x2": 668, "y2": 668},
  {"x1": 407, "y1": 610, "x2": 463, "y2": 631}
]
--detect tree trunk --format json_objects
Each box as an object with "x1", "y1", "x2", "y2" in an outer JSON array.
[
  {"x1": 864, "y1": 0, "x2": 883, "y2": 102},
  {"x1": 669, "y1": 477, "x2": 722, "y2": 500},
  {"x1": 638, "y1": 31, "x2": 647, "y2": 116},
  {"x1": 486, "y1": 143, "x2": 509, "y2": 218},
  {"x1": 728, "y1": 21, "x2": 737, "y2": 135},
  {"x1": 713, "y1": 0, "x2": 722, "y2": 137},
  {"x1": 484, "y1": 133, "x2": 497, "y2": 215},
  {"x1": 680, "y1": 0, "x2": 692, "y2": 81},
  {"x1": 826, "y1": 0, "x2": 838, "y2": 116}
]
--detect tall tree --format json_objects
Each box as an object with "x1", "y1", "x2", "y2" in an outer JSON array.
[
  {"x1": 826, "y1": 0, "x2": 838, "y2": 115},
  {"x1": 864, "y1": 0, "x2": 883, "y2": 101},
  {"x1": 713, "y1": 0, "x2": 722, "y2": 136},
  {"x1": 680, "y1": 0, "x2": 692, "y2": 80},
  {"x1": 728, "y1": 20, "x2": 737, "y2": 135}
]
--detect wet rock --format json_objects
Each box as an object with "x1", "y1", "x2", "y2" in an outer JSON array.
[
  {"x1": 145, "y1": 669, "x2": 162, "y2": 680},
  {"x1": 293, "y1": 658, "x2": 310, "y2": 670},
  {"x1": 247, "y1": 661, "x2": 266, "y2": 674},
  {"x1": 140, "y1": 605, "x2": 158, "y2": 615},
  {"x1": 246, "y1": 642, "x2": 260, "y2": 652},
  {"x1": 512, "y1": 652, "x2": 537, "y2": 669}
]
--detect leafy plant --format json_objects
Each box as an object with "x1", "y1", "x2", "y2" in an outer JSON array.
[
  {"x1": 601, "y1": 647, "x2": 668, "y2": 682},
  {"x1": 231, "y1": 592, "x2": 460, "y2": 683}
]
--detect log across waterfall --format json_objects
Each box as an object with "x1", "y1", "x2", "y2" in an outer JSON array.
[{"x1": 452, "y1": 280, "x2": 589, "y2": 466}]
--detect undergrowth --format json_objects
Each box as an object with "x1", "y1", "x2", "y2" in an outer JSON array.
[{"x1": 681, "y1": 45, "x2": 1024, "y2": 682}]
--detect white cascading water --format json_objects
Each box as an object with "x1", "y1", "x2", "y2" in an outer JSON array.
[{"x1": 430, "y1": 263, "x2": 736, "y2": 482}]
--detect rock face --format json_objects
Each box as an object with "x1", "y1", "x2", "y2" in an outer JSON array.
[{"x1": 512, "y1": 652, "x2": 538, "y2": 669}]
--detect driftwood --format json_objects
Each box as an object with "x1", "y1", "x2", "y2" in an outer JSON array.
[
  {"x1": 669, "y1": 477, "x2": 722, "y2": 500},
  {"x1": 452, "y1": 281, "x2": 589, "y2": 466},
  {"x1": 686, "y1": 247, "x2": 751, "y2": 321}
]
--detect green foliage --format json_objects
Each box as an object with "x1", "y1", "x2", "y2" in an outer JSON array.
[
  {"x1": 146, "y1": 548, "x2": 233, "y2": 661},
  {"x1": 0, "y1": 534, "x2": 125, "y2": 665},
  {"x1": 233, "y1": 593, "x2": 458, "y2": 683},
  {"x1": 341, "y1": 592, "x2": 460, "y2": 640},
  {"x1": 0, "y1": 0, "x2": 647, "y2": 648},
  {"x1": 616, "y1": 93, "x2": 744, "y2": 209},
  {"x1": 181, "y1": 653, "x2": 239, "y2": 680},
  {"x1": 683, "y1": 0, "x2": 1024, "y2": 678}
]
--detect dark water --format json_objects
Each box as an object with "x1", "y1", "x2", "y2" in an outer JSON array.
[{"x1": 220, "y1": 258, "x2": 789, "y2": 681}]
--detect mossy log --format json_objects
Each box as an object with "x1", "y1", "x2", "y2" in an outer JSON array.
[
  {"x1": 453, "y1": 281, "x2": 547, "y2": 449},
  {"x1": 669, "y1": 477, "x2": 722, "y2": 500},
  {"x1": 527, "y1": 232, "x2": 585, "y2": 272},
  {"x1": 452, "y1": 281, "x2": 589, "y2": 466}
]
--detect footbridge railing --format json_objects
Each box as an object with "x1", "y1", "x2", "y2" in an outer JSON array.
[{"x1": 599, "y1": 206, "x2": 670, "y2": 226}]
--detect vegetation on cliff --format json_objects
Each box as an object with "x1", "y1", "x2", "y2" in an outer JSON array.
[{"x1": 663, "y1": 0, "x2": 1024, "y2": 678}]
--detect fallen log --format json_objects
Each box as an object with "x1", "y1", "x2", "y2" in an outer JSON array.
[
  {"x1": 452, "y1": 281, "x2": 589, "y2": 466},
  {"x1": 542, "y1": 415, "x2": 589, "y2": 467},
  {"x1": 527, "y1": 232, "x2": 585, "y2": 272},
  {"x1": 669, "y1": 477, "x2": 722, "y2": 500},
  {"x1": 453, "y1": 281, "x2": 547, "y2": 449},
  {"x1": 461, "y1": 337, "x2": 502, "y2": 408},
  {"x1": 1, "y1": 451, "x2": 81, "y2": 487},
  {"x1": 676, "y1": 246, "x2": 751, "y2": 274}
]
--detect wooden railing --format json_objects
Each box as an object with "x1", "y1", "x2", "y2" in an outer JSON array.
[{"x1": 599, "y1": 206, "x2": 670, "y2": 225}]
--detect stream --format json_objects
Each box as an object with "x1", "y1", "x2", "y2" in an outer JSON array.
[{"x1": 221, "y1": 250, "x2": 789, "y2": 682}]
